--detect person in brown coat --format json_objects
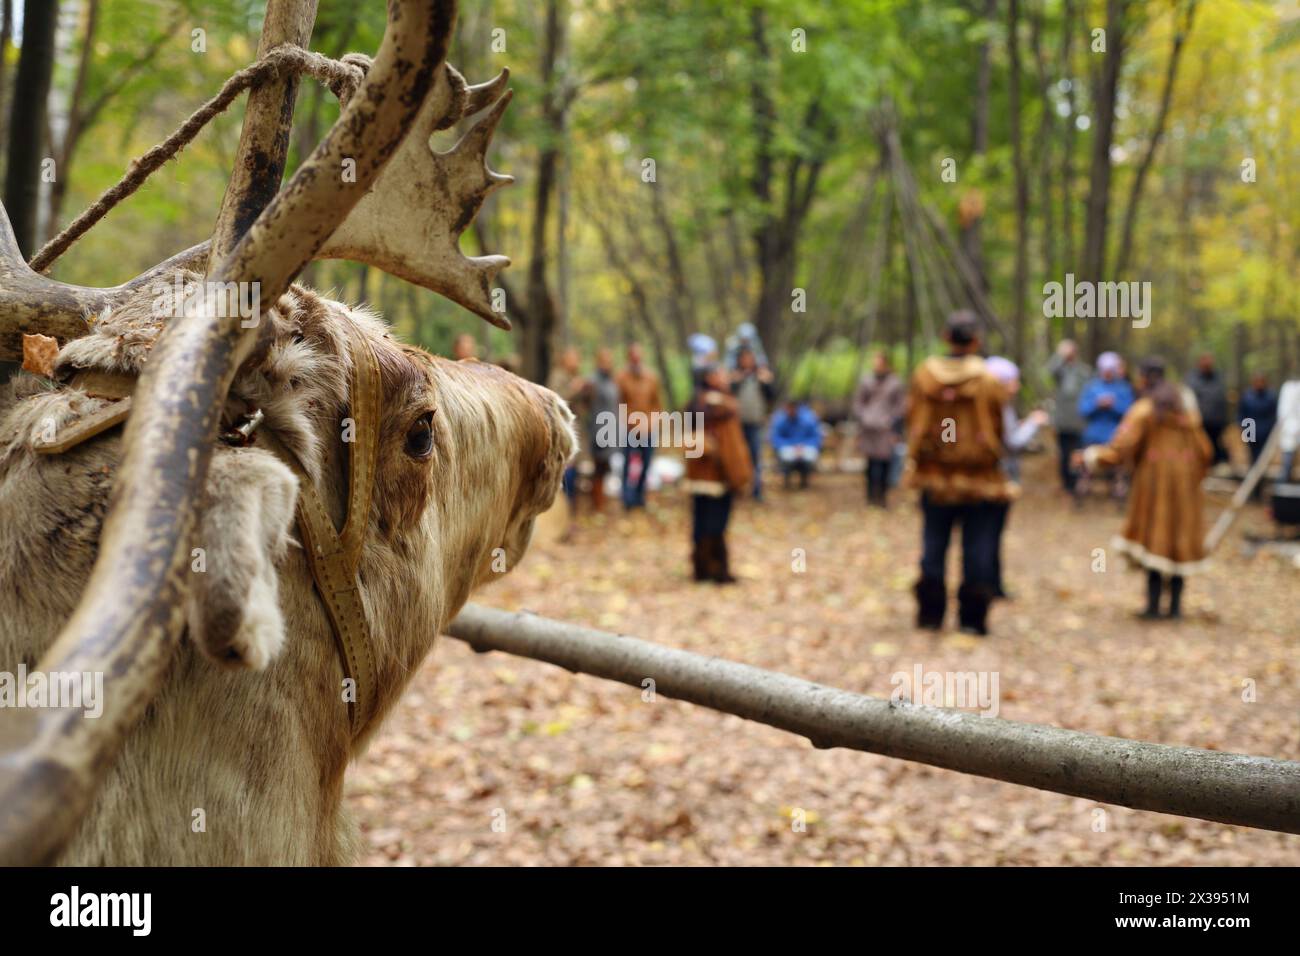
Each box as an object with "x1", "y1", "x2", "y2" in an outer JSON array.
[
  {"x1": 904, "y1": 312, "x2": 1011, "y2": 635},
  {"x1": 853, "y1": 351, "x2": 906, "y2": 507},
  {"x1": 1079, "y1": 356, "x2": 1212, "y2": 619},
  {"x1": 615, "y1": 342, "x2": 663, "y2": 509},
  {"x1": 685, "y1": 365, "x2": 753, "y2": 583}
]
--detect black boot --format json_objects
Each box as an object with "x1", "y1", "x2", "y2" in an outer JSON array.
[
  {"x1": 712, "y1": 536, "x2": 738, "y2": 584},
  {"x1": 957, "y1": 584, "x2": 993, "y2": 636},
  {"x1": 914, "y1": 578, "x2": 946, "y2": 630},
  {"x1": 691, "y1": 538, "x2": 710, "y2": 582},
  {"x1": 1167, "y1": 575, "x2": 1184, "y2": 619},
  {"x1": 1139, "y1": 570, "x2": 1162, "y2": 619}
]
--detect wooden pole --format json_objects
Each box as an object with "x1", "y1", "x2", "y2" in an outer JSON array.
[
  {"x1": 1204, "y1": 423, "x2": 1282, "y2": 553},
  {"x1": 447, "y1": 604, "x2": 1300, "y2": 835}
]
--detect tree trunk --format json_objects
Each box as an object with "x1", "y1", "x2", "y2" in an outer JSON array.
[
  {"x1": 519, "y1": 0, "x2": 568, "y2": 383},
  {"x1": 46, "y1": 0, "x2": 99, "y2": 238},
  {"x1": 1082, "y1": 0, "x2": 1128, "y2": 357},
  {"x1": 1113, "y1": 0, "x2": 1196, "y2": 279},
  {"x1": 650, "y1": 185, "x2": 697, "y2": 347},
  {"x1": 960, "y1": 0, "x2": 996, "y2": 290},
  {"x1": 1060, "y1": 0, "x2": 1078, "y2": 340},
  {"x1": 1007, "y1": 0, "x2": 1029, "y2": 364},
  {"x1": 747, "y1": 7, "x2": 781, "y2": 355},
  {"x1": 905, "y1": 247, "x2": 918, "y2": 371},
  {"x1": 0, "y1": 0, "x2": 14, "y2": 160},
  {"x1": 3, "y1": 0, "x2": 60, "y2": 259},
  {"x1": 1030, "y1": 7, "x2": 1056, "y2": 287}
]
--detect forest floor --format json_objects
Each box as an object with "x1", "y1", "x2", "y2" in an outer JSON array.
[{"x1": 348, "y1": 450, "x2": 1300, "y2": 866}]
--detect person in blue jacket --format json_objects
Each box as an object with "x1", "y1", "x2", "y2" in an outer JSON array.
[
  {"x1": 1238, "y1": 371, "x2": 1278, "y2": 466},
  {"x1": 1239, "y1": 371, "x2": 1278, "y2": 500},
  {"x1": 1077, "y1": 351, "x2": 1135, "y2": 499},
  {"x1": 769, "y1": 398, "x2": 823, "y2": 489}
]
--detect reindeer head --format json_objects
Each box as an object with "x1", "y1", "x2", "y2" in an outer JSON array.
[{"x1": 2, "y1": 272, "x2": 572, "y2": 740}]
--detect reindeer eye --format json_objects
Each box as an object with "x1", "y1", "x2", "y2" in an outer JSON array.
[{"x1": 404, "y1": 410, "x2": 435, "y2": 459}]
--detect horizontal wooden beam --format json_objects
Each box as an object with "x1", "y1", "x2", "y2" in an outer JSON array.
[{"x1": 446, "y1": 603, "x2": 1300, "y2": 835}]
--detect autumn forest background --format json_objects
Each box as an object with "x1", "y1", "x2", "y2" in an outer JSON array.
[{"x1": 2, "y1": 0, "x2": 1298, "y2": 404}]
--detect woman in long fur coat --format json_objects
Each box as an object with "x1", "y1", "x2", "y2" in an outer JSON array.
[{"x1": 1079, "y1": 357, "x2": 1213, "y2": 619}]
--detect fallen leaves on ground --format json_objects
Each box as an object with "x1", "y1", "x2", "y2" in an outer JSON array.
[{"x1": 349, "y1": 455, "x2": 1299, "y2": 865}]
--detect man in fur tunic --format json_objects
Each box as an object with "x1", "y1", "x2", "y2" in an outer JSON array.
[{"x1": 904, "y1": 312, "x2": 1011, "y2": 636}]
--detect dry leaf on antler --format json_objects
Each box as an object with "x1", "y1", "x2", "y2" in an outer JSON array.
[{"x1": 21, "y1": 333, "x2": 59, "y2": 378}]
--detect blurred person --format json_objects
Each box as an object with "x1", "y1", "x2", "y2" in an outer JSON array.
[
  {"x1": 452, "y1": 332, "x2": 478, "y2": 361},
  {"x1": 588, "y1": 347, "x2": 620, "y2": 512},
  {"x1": 1185, "y1": 351, "x2": 1230, "y2": 466},
  {"x1": 1118, "y1": 354, "x2": 1135, "y2": 387},
  {"x1": 547, "y1": 347, "x2": 591, "y2": 537},
  {"x1": 685, "y1": 364, "x2": 753, "y2": 583},
  {"x1": 689, "y1": 332, "x2": 719, "y2": 391},
  {"x1": 1238, "y1": 371, "x2": 1277, "y2": 467},
  {"x1": 1046, "y1": 338, "x2": 1087, "y2": 494},
  {"x1": 1078, "y1": 351, "x2": 1135, "y2": 500},
  {"x1": 769, "y1": 398, "x2": 823, "y2": 490},
  {"x1": 615, "y1": 342, "x2": 663, "y2": 509},
  {"x1": 724, "y1": 322, "x2": 770, "y2": 370},
  {"x1": 984, "y1": 356, "x2": 1050, "y2": 599},
  {"x1": 1279, "y1": 379, "x2": 1300, "y2": 483},
  {"x1": 852, "y1": 351, "x2": 906, "y2": 508},
  {"x1": 904, "y1": 311, "x2": 1010, "y2": 636},
  {"x1": 1079, "y1": 357, "x2": 1212, "y2": 620},
  {"x1": 730, "y1": 345, "x2": 775, "y2": 500},
  {"x1": 1079, "y1": 351, "x2": 1135, "y2": 446}
]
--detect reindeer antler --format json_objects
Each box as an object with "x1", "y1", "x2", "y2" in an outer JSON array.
[
  {"x1": 0, "y1": 59, "x2": 515, "y2": 360},
  {"x1": 317, "y1": 65, "x2": 515, "y2": 328},
  {"x1": 0, "y1": 217, "x2": 208, "y2": 360}
]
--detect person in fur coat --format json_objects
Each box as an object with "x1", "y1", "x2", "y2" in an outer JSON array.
[
  {"x1": 904, "y1": 312, "x2": 1011, "y2": 635},
  {"x1": 853, "y1": 351, "x2": 907, "y2": 507},
  {"x1": 1078, "y1": 357, "x2": 1213, "y2": 619},
  {"x1": 685, "y1": 365, "x2": 754, "y2": 583}
]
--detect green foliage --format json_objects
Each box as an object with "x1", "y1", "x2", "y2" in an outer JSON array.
[{"x1": 18, "y1": 0, "x2": 1299, "y2": 397}]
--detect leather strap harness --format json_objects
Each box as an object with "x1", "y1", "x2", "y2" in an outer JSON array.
[{"x1": 36, "y1": 326, "x2": 384, "y2": 738}]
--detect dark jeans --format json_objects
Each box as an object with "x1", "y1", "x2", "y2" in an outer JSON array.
[
  {"x1": 1204, "y1": 420, "x2": 1228, "y2": 466},
  {"x1": 866, "y1": 458, "x2": 891, "y2": 504},
  {"x1": 1056, "y1": 429, "x2": 1081, "y2": 493},
  {"x1": 621, "y1": 443, "x2": 654, "y2": 508},
  {"x1": 989, "y1": 500, "x2": 1010, "y2": 595},
  {"x1": 692, "y1": 493, "x2": 733, "y2": 542},
  {"x1": 742, "y1": 422, "x2": 764, "y2": 498},
  {"x1": 919, "y1": 495, "x2": 1000, "y2": 590}
]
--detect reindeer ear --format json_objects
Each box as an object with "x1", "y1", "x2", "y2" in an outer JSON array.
[{"x1": 184, "y1": 446, "x2": 299, "y2": 670}]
